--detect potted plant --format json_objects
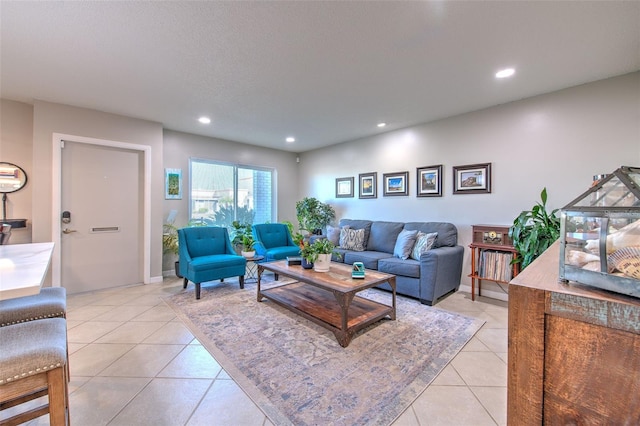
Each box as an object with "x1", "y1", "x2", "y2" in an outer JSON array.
[
  {"x1": 296, "y1": 197, "x2": 336, "y2": 235},
  {"x1": 299, "y1": 240, "x2": 315, "y2": 269},
  {"x1": 241, "y1": 233, "x2": 256, "y2": 258},
  {"x1": 230, "y1": 221, "x2": 252, "y2": 254},
  {"x1": 509, "y1": 187, "x2": 561, "y2": 270},
  {"x1": 163, "y1": 219, "x2": 209, "y2": 278},
  {"x1": 162, "y1": 223, "x2": 182, "y2": 278},
  {"x1": 306, "y1": 238, "x2": 341, "y2": 272}
]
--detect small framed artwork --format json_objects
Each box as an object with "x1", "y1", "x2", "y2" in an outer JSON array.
[
  {"x1": 417, "y1": 165, "x2": 443, "y2": 197},
  {"x1": 383, "y1": 171, "x2": 409, "y2": 196},
  {"x1": 359, "y1": 172, "x2": 377, "y2": 199},
  {"x1": 336, "y1": 177, "x2": 354, "y2": 198},
  {"x1": 453, "y1": 163, "x2": 491, "y2": 194},
  {"x1": 165, "y1": 168, "x2": 182, "y2": 199}
]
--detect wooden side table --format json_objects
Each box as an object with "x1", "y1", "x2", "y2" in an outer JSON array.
[
  {"x1": 468, "y1": 224, "x2": 519, "y2": 300},
  {"x1": 244, "y1": 255, "x2": 264, "y2": 283}
]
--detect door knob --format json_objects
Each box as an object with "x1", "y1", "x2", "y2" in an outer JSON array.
[{"x1": 62, "y1": 228, "x2": 77, "y2": 234}]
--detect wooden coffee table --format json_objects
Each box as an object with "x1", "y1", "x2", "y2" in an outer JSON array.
[{"x1": 257, "y1": 260, "x2": 396, "y2": 347}]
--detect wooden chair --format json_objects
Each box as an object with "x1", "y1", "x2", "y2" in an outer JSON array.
[{"x1": 0, "y1": 318, "x2": 70, "y2": 425}]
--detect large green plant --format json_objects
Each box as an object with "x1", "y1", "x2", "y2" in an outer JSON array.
[
  {"x1": 162, "y1": 223, "x2": 180, "y2": 255},
  {"x1": 162, "y1": 220, "x2": 207, "y2": 255},
  {"x1": 509, "y1": 187, "x2": 561, "y2": 269},
  {"x1": 295, "y1": 197, "x2": 335, "y2": 234}
]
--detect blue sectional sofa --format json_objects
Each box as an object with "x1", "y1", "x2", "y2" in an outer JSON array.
[{"x1": 331, "y1": 219, "x2": 464, "y2": 305}]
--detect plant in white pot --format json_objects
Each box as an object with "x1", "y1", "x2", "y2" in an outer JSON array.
[
  {"x1": 307, "y1": 238, "x2": 341, "y2": 272},
  {"x1": 241, "y1": 234, "x2": 256, "y2": 258}
]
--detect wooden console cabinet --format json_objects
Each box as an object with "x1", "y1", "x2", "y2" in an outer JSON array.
[
  {"x1": 508, "y1": 241, "x2": 640, "y2": 424},
  {"x1": 469, "y1": 224, "x2": 519, "y2": 301}
]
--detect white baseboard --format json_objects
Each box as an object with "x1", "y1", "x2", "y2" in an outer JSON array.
[
  {"x1": 147, "y1": 275, "x2": 164, "y2": 284},
  {"x1": 459, "y1": 284, "x2": 509, "y2": 302}
]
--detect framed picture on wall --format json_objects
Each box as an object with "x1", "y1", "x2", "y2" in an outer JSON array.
[
  {"x1": 383, "y1": 171, "x2": 409, "y2": 196},
  {"x1": 165, "y1": 168, "x2": 182, "y2": 199},
  {"x1": 453, "y1": 163, "x2": 491, "y2": 194},
  {"x1": 336, "y1": 177, "x2": 354, "y2": 198},
  {"x1": 417, "y1": 165, "x2": 443, "y2": 197},
  {"x1": 359, "y1": 172, "x2": 377, "y2": 199}
]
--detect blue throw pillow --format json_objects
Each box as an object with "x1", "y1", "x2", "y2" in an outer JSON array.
[{"x1": 393, "y1": 229, "x2": 418, "y2": 260}]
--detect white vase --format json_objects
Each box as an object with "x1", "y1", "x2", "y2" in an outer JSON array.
[
  {"x1": 313, "y1": 253, "x2": 331, "y2": 272},
  {"x1": 241, "y1": 250, "x2": 255, "y2": 258}
]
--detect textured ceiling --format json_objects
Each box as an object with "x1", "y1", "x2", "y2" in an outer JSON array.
[{"x1": 1, "y1": 1, "x2": 639, "y2": 152}]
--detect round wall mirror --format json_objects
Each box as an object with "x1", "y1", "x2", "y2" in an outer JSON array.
[
  {"x1": 0, "y1": 162, "x2": 28, "y2": 193},
  {"x1": 1, "y1": 162, "x2": 28, "y2": 229}
]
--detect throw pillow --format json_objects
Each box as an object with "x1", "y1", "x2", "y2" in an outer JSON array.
[
  {"x1": 340, "y1": 228, "x2": 366, "y2": 251},
  {"x1": 326, "y1": 225, "x2": 341, "y2": 246},
  {"x1": 393, "y1": 229, "x2": 418, "y2": 260},
  {"x1": 410, "y1": 232, "x2": 438, "y2": 260}
]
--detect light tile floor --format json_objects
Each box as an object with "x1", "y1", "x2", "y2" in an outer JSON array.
[{"x1": 8, "y1": 277, "x2": 508, "y2": 425}]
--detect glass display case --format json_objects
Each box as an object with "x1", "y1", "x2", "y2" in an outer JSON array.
[{"x1": 559, "y1": 166, "x2": 640, "y2": 298}]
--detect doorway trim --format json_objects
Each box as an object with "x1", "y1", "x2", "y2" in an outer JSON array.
[{"x1": 51, "y1": 133, "x2": 152, "y2": 287}]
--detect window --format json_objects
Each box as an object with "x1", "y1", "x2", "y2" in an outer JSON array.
[{"x1": 189, "y1": 159, "x2": 274, "y2": 228}]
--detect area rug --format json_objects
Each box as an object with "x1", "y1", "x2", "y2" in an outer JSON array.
[{"x1": 164, "y1": 279, "x2": 484, "y2": 426}]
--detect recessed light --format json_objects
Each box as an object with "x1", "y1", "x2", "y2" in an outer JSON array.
[
  {"x1": 377, "y1": 123, "x2": 386, "y2": 128},
  {"x1": 286, "y1": 137, "x2": 295, "y2": 143},
  {"x1": 495, "y1": 68, "x2": 515, "y2": 79},
  {"x1": 198, "y1": 117, "x2": 211, "y2": 124}
]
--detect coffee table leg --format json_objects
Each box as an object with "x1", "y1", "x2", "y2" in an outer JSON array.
[
  {"x1": 333, "y1": 291, "x2": 356, "y2": 347},
  {"x1": 389, "y1": 277, "x2": 397, "y2": 320},
  {"x1": 257, "y1": 264, "x2": 264, "y2": 302}
]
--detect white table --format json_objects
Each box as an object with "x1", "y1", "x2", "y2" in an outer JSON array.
[{"x1": 0, "y1": 242, "x2": 55, "y2": 300}]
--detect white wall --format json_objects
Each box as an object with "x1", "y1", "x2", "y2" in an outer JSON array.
[
  {"x1": 298, "y1": 72, "x2": 640, "y2": 298},
  {"x1": 31, "y1": 100, "x2": 165, "y2": 281},
  {"x1": 163, "y1": 130, "x2": 299, "y2": 225},
  {"x1": 0, "y1": 99, "x2": 33, "y2": 244},
  {"x1": 162, "y1": 130, "x2": 299, "y2": 271}
]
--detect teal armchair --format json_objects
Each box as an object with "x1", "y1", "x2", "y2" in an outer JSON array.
[
  {"x1": 178, "y1": 226, "x2": 246, "y2": 299},
  {"x1": 252, "y1": 223, "x2": 301, "y2": 262}
]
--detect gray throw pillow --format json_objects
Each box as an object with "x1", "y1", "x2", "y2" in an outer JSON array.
[
  {"x1": 393, "y1": 229, "x2": 418, "y2": 260},
  {"x1": 410, "y1": 232, "x2": 438, "y2": 260},
  {"x1": 340, "y1": 228, "x2": 365, "y2": 251},
  {"x1": 326, "y1": 225, "x2": 341, "y2": 246}
]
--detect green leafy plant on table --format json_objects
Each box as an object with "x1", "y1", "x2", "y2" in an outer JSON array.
[
  {"x1": 509, "y1": 187, "x2": 561, "y2": 270},
  {"x1": 230, "y1": 221, "x2": 253, "y2": 253},
  {"x1": 241, "y1": 233, "x2": 256, "y2": 252},
  {"x1": 304, "y1": 238, "x2": 341, "y2": 263}
]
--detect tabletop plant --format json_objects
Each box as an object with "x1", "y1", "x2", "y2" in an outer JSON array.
[
  {"x1": 305, "y1": 238, "x2": 341, "y2": 263},
  {"x1": 241, "y1": 233, "x2": 256, "y2": 252},
  {"x1": 230, "y1": 221, "x2": 253, "y2": 253},
  {"x1": 509, "y1": 187, "x2": 561, "y2": 269}
]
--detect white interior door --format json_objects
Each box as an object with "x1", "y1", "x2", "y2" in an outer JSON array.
[{"x1": 61, "y1": 141, "x2": 142, "y2": 294}]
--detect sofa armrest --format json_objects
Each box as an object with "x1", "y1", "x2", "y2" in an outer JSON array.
[{"x1": 419, "y1": 245, "x2": 464, "y2": 303}]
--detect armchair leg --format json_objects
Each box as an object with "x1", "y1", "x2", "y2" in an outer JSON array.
[
  {"x1": 183, "y1": 278, "x2": 188, "y2": 289},
  {"x1": 239, "y1": 276, "x2": 245, "y2": 289},
  {"x1": 275, "y1": 273, "x2": 279, "y2": 281},
  {"x1": 195, "y1": 283, "x2": 201, "y2": 300}
]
